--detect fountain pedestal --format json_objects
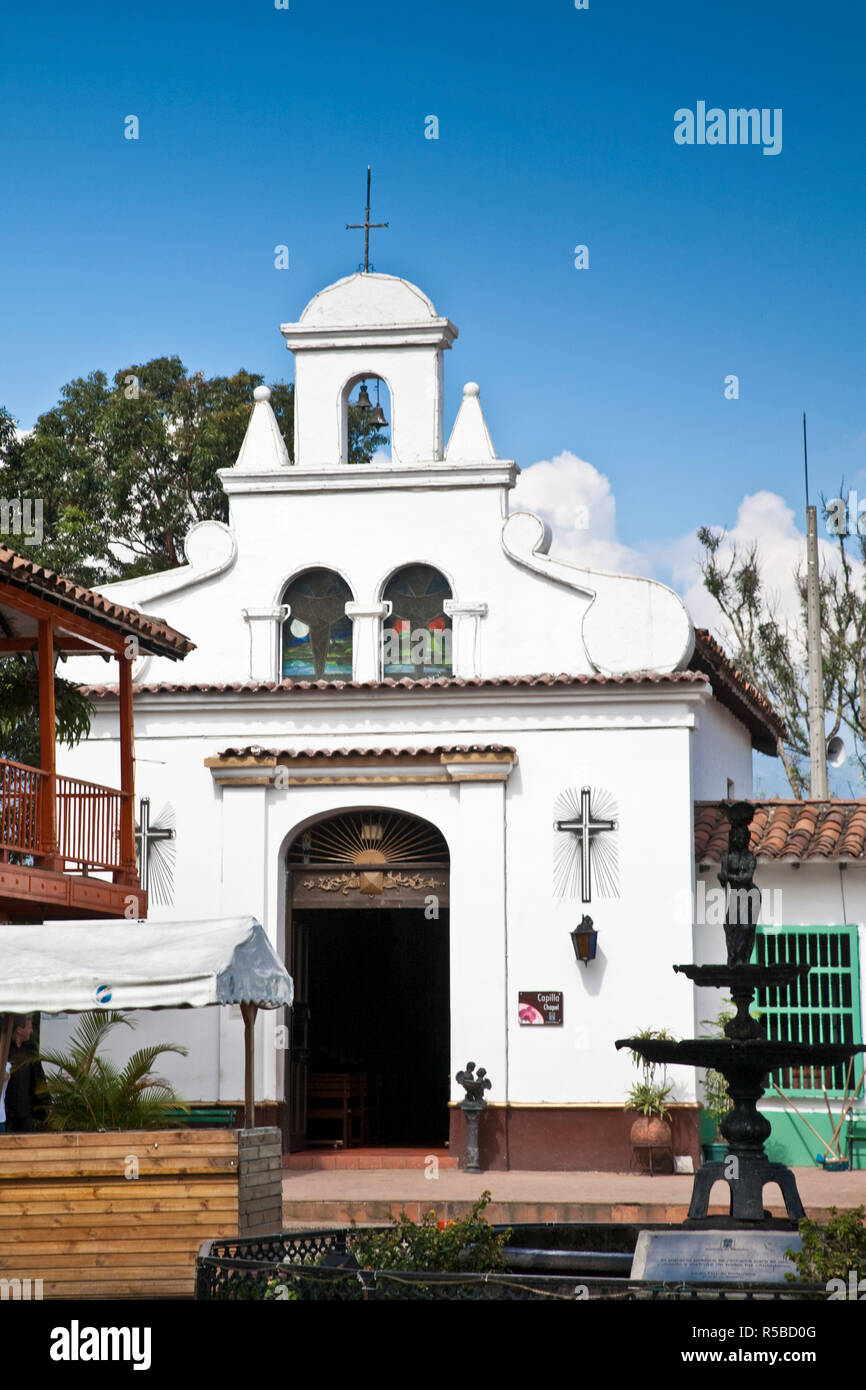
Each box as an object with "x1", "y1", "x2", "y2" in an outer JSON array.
[
  {"x1": 617, "y1": 1024, "x2": 864, "y2": 1226},
  {"x1": 616, "y1": 801, "x2": 865, "y2": 1231}
]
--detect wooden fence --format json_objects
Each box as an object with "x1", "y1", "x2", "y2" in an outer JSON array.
[{"x1": 0, "y1": 1129, "x2": 249, "y2": 1299}]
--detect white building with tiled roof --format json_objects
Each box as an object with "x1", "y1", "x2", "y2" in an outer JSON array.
[
  {"x1": 48, "y1": 270, "x2": 815, "y2": 1170},
  {"x1": 694, "y1": 800, "x2": 866, "y2": 1168}
]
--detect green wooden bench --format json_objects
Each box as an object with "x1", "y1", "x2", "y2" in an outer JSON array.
[
  {"x1": 846, "y1": 1114, "x2": 866, "y2": 1168},
  {"x1": 164, "y1": 1106, "x2": 239, "y2": 1129}
]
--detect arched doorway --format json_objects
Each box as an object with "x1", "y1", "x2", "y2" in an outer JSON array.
[{"x1": 285, "y1": 809, "x2": 450, "y2": 1152}]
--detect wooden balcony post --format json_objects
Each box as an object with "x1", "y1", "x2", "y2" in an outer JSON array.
[
  {"x1": 37, "y1": 618, "x2": 61, "y2": 869},
  {"x1": 117, "y1": 648, "x2": 137, "y2": 885}
]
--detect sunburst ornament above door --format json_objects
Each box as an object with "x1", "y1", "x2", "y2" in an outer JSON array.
[
  {"x1": 287, "y1": 810, "x2": 449, "y2": 865},
  {"x1": 553, "y1": 785, "x2": 619, "y2": 902}
]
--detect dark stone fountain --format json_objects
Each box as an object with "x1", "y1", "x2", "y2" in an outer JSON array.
[{"x1": 617, "y1": 800, "x2": 865, "y2": 1228}]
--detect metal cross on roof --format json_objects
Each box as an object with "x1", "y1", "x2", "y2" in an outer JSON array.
[
  {"x1": 554, "y1": 785, "x2": 617, "y2": 903},
  {"x1": 346, "y1": 166, "x2": 388, "y2": 273}
]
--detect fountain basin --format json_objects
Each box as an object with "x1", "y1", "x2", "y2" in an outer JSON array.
[{"x1": 615, "y1": 1038, "x2": 865, "y2": 1069}]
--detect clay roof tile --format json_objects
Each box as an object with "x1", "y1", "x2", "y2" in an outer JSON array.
[{"x1": 694, "y1": 799, "x2": 866, "y2": 862}]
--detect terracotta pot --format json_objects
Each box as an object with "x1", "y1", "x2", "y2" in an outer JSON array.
[{"x1": 629, "y1": 1115, "x2": 673, "y2": 1171}]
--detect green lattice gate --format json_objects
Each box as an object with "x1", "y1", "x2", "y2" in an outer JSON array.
[{"x1": 753, "y1": 924, "x2": 863, "y2": 1099}]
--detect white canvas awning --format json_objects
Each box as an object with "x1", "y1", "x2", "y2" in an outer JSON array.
[{"x1": 0, "y1": 916, "x2": 292, "y2": 1014}]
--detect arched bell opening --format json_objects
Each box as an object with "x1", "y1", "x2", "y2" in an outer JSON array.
[
  {"x1": 284, "y1": 807, "x2": 450, "y2": 1153},
  {"x1": 340, "y1": 373, "x2": 392, "y2": 465}
]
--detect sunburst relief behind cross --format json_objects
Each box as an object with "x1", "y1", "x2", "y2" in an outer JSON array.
[
  {"x1": 135, "y1": 797, "x2": 176, "y2": 905},
  {"x1": 554, "y1": 785, "x2": 619, "y2": 902}
]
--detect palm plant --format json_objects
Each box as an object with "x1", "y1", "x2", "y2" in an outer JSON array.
[{"x1": 36, "y1": 1011, "x2": 188, "y2": 1131}]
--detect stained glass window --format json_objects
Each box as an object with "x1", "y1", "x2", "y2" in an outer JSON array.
[
  {"x1": 282, "y1": 569, "x2": 354, "y2": 679},
  {"x1": 382, "y1": 565, "x2": 453, "y2": 678}
]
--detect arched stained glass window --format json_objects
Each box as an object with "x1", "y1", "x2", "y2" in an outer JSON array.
[
  {"x1": 282, "y1": 569, "x2": 354, "y2": 679},
  {"x1": 382, "y1": 565, "x2": 453, "y2": 679}
]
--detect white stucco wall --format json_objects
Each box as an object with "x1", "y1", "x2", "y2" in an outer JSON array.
[
  {"x1": 44, "y1": 682, "x2": 717, "y2": 1111},
  {"x1": 691, "y1": 697, "x2": 754, "y2": 802}
]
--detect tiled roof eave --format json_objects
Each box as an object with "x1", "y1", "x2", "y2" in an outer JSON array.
[
  {"x1": 0, "y1": 545, "x2": 193, "y2": 658},
  {"x1": 694, "y1": 799, "x2": 866, "y2": 864},
  {"x1": 690, "y1": 630, "x2": 786, "y2": 753},
  {"x1": 80, "y1": 670, "x2": 713, "y2": 697}
]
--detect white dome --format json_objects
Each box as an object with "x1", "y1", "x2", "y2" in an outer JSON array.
[{"x1": 298, "y1": 272, "x2": 441, "y2": 328}]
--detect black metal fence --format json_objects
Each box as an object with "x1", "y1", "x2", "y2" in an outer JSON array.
[{"x1": 195, "y1": 1225, "x2": 826, "y2": 1302}]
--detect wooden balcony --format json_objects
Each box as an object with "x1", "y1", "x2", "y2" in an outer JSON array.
[
  {"x1": 0, "y1": 545, "x2": 192, "y2": 921},
  {"x1": 0, "y1": 757, "x2": 146, "y2": 921}
]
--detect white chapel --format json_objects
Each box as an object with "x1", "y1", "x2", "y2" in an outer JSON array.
[{"x1": 48, "y1": 268, "x2": 790, "y2": 1168}]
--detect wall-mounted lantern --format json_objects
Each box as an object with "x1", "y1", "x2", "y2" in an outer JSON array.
[{"x1": 570, "y1": 914, "x2": 598, "y2": 967}]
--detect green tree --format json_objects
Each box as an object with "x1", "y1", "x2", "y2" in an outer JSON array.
[
  {"x1": 2, "y1": 360, "x2": 386, "y2": 587},
  {"x1": 0, "y1": 660, "x2": 92, "y2": 766},
  {"x1": 0, "y1": 405, "x2": 93, "y2": 763},
  {"x1": 697, "y1": 510, "x2": 861, "y2": 797}
]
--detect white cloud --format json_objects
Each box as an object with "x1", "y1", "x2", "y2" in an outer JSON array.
[
  {"x1": 511, "y1": 455, "x2": 857, "y2": 652},
  {"x1": 511, "y1": 451, "x2": 650, "y2": 575},
  {"x1": 672, "y1": 491, "x2": 859, "y2": 650}
]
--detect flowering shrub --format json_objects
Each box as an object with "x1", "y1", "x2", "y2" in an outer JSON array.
[{"x1": 349, "y1": 1191, "x2": 511, "y2": 1272}]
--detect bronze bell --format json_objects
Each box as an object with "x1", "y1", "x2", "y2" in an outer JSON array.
[
  {"x1": 356, "y1": 383, "x2": 372, "y2": 411},
  {"x1": 368, "y1": 403, "x2": 388, "y2": 428}
]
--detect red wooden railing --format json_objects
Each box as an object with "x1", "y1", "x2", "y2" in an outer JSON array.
[
  {"x1": 56, "y1": 774, "x2": 129, "y2": 872},
  {"x1": 0, "y1": 759, "x2": 129, "y2": 873},
  {"x1": 0, "y1": 758, "x2": 45, "y2": 855}
]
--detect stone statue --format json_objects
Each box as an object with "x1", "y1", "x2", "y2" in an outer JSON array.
[
  {"x1": 718, "y1": 801, "x2": 761, "y2": 966},
  {"x1": 456, "y1": 1062, "x2": 491, "y2": 1108},
  {"x1": 455, "y1": 1062, "x2": 491, "y2": 1174}
]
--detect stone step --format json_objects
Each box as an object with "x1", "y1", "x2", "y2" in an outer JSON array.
[
  {"x1": 284, "y1": 1147, "x2": 458, "y2": 1172},
  {"x1": 281, "y1": 1198, "x2": 707, "y2": 1225}
]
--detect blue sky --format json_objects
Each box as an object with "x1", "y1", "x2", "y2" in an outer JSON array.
[{"x1": 1, "y1": 0, "x2": 863, "y2": 553}]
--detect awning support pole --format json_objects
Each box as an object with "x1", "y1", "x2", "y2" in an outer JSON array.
[{"x1": 240, "y1": 1002, "x2": 258, "y2": 1128}]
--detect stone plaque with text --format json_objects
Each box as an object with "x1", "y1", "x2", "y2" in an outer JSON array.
[{"x1": 631, "y1": 1230, "x2": 802, "y2": 1284}]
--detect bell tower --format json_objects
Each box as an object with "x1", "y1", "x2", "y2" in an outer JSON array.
[{"x1": 280, "y1": 272, "x2": 458, "y2": 466}]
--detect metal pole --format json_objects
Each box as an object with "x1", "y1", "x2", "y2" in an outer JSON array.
[
  {"x1": 241, "y1": 1002, "x2": 257, "y2": 1129},
  {"x1": 806, "y1": 504, "x2": 828, "y2": 798}
]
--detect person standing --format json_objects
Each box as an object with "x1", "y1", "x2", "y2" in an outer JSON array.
[
  {"x1": 0, "y1": 1059, "x2": 11, "y2": 1133},
  {"x1": 5, "y1": 1015, "x2": 48, "y2": 1133}
]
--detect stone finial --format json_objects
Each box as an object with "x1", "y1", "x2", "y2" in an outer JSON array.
[
  {"x1": 444, "y1": 383, "x2": 497, "y2": 462},
  {"x1": 230, "y1": 385, "x2": 290, "y2": 472}
]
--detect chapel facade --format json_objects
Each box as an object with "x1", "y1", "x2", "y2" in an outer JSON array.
[{"x1": 50, "y1": 270, "x2": 794, "y2": 1168}]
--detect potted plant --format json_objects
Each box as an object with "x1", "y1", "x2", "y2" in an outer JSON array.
[
  {"x1": 624, "y1": 1026, "x2": 676, "y2": 1172},
  {"x1": 700, "y1": 1000, "x2": 734, "y2": 1162}
]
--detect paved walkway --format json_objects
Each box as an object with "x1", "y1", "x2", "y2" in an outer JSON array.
[{"x1": 282, "y1": 1166, "x2": 866, "y2": 1226}]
